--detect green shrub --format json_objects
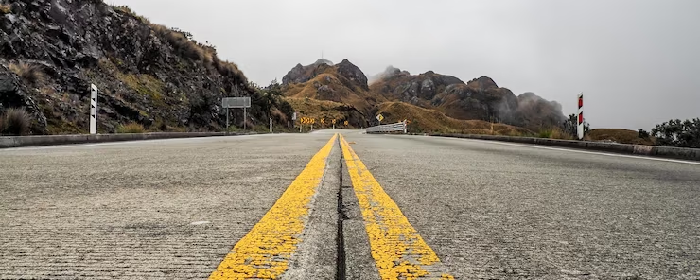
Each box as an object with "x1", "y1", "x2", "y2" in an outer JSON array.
[
  {"x1": 537, "y1": 128, "x2": 572, "y2": 140},
  {"x1": 538, "y1": 129, "x2": 553, "y2": 139},
  {"x1": 1, "y1": 108, "x2": 31, "y2": 136},
  {"x1": 116, "y1": 122, "x2": 145, "y2": 133},
  {"x1": 652, "y1": 118, "x2": 700, "y2": 148}
]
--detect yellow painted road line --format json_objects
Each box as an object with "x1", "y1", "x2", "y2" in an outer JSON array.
[
  {"x1": 340, "y1": 135, "x2": 454, "y2": 280},
  {"x1": 209, "y1": 133, "x2": 338, "y2": 279}
]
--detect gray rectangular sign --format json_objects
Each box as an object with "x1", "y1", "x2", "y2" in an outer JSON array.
[{"x1": 222, "y1": 97, "x2": 251, "y2": 109}]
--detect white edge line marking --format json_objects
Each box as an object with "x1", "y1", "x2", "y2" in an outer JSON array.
[
  {"x1": 0, "y1": 134, "x2": 270, "y2": 151},
  {"x1": 445, "y1": 138, "x2": 700, "y2": 165},
  {"x1": 533, "y1": 146, "x2": 700, "y2": 165}
]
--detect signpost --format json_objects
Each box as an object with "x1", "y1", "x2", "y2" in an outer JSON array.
[
  {"x1": 577, "y1": 94, "x2": 584, "y2": 140},
  {"x1": 300, "y1": 117, "x2": 315, "y2": 132},
  {"x1": 376, "y1": 113, "x2": 384, "y2": 125},
  {"x1": 344, "y1": 120, "x2": 349, "y2": 126},
  {"x1": 332, "y1": 119, "x2": 336, "y2": 129},
  {"x1": 90, "y1": 84, "x2": 98, "y2": 135},
  {"x1": 222, "y1": 96, "x2": 252, "y2": 131}
]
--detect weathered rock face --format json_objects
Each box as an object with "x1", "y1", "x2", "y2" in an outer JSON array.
[
  {"x1": 281, "y1": 59, "x2": 378, "y2": 127},
  {"x1": 514, "y1": 92, "x2": 566, "y2": 129},
  {"x1": 370, "y1": 70, "x2": 464, "y2": 106},
  {"x1": 282, "y1": 59, "x2": 369, "y2": 91},
  {"x1": 0, "y1": 65, "x2": 47, "y2": 133},
  {"x1": 336, "y1": 59, "x2": 368, "y2": 91},
  {"x1": 0, "y1": 0, "x2": 289, "y2": 134},
  {"x1": 282, "y1": 59, "x2": 334, "y2": 85},
  {"x1": 466, "y1": 76, "x2": 499, "y2": 91},
  {"x1": 371, "y1": 70, "x2": 565, "y2": 130},
  {"x1": 367, "y1": 65, "x2": 411, "y2": 84},
  {"x1": 282, "y1": 59, "x2": 566, "y2": 131}
]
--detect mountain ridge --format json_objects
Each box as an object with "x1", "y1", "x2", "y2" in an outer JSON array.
[{"x1": 282, "y1": 59, "x2": 566, "y2": 131}]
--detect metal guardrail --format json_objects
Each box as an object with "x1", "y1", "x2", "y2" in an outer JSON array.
[{"x1": 366, "y1": 122, "x2": 407, "y2": 134}]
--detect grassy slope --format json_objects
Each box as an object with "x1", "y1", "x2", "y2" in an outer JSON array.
[
  {"x1": 588, "y1": 129, "x2": 655, "y2": 145},
  {"x1": 285, "y1": 73, "x2": 382, "y2": 113},
  {"x1": 285, "y1": 97, "x2": 348, "y2": 122},
  {"x1": 377, "y1": 102, "x2": 531, "y2": 135}
]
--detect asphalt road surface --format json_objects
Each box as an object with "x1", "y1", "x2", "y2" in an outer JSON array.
[
  {"x1": 1, "y1": 130, "x2": 698, "y2": 279},
  {"x1": 0, "y1": 133, "x2": 334, "y2": 279},
  {"x1": 341, "y1": 132, "x2": 700, "y2": 280}
]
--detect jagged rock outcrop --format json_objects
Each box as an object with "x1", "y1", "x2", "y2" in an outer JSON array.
[
  {"x1": 282, "y1": 59, "x2": 334, "y2": 85},
  {"x1": 370, "y1": 69, "x2": 565, "y2": 130},
  {"x1": 0, "y1": 0, "x2": 290, "y2": 134},
  {"x1": 281, "y1": 59, "x2": 566, "y2": 131},
  {"x1": 282, "y1": 59, "x2": 368, "y2": 91},
  {"x1": 336, "y1": 59, "x2": 368, "y2": 91},
  {"x1": 281, "y1": 59, "x2": 380, "y2": 127},
  {"x1": 367, "y1": 65, "x2": 411, "y2": 84},
  {"x1": 514, "y1": 92, "x2": 566, "y2": 129}
]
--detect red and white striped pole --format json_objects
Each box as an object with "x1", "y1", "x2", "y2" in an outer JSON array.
[{"x1": 577, "y1": 93, "x2": 584, "y2": 140}]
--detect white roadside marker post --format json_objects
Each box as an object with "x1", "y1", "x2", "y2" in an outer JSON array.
[
  {"x1": 90, "y1": 84, "x2": 98, "y2": 135},
  {"x1": 577, "y1": 93, "x2": 584, "y2": 140}
]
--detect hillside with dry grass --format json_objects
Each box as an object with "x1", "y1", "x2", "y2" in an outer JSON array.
[
  {"x1": 588, "y1": 129, "x2": 656, "y2": 145},
  {"x1": 0, "y1": 0, "x2": 291, "y2": 135},
  {"x1": 282, "y1": 59, "x2": 388, "y2": 127},
  {"x1": 370, "y1": 67, "x2": 566, "y2": 131},
  {"x1": 377, "y1": 102, "x2": 532, "y2": 135},
  {"x1": 282, "y1": 61, "x2": 566, "y2": 134}
]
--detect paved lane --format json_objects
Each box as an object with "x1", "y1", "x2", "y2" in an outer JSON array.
[
  {"x1": 342, "y1": 133, "x2": 700, "y2": 280},
  {"x1": 0, "y1": 134, "x2": 335, "y2": 279}
]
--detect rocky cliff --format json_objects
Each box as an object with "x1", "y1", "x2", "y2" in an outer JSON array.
[
  {"x1": 282, "y1": 61, "x2": 566, "y2": 132},
  {"x1": 0, "y1": 0, "x2": 290, "y2": 134},
  {"x1": 370, "y1": 67, "x2": 565, "y2": 130},
  {"x1": 282, "y1": 59, "x2": 381, "y2": 127}
]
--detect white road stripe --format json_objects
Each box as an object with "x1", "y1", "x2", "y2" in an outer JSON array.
[
  {"x1": 0, "y1": 134, "x2": 269, "y2": 151},
  {"x1": 532, "y1": 146, "x2": 700, "y2": 165},
  {"x1": 442, "y1": 137, "x2": 699, "y2": 165}
]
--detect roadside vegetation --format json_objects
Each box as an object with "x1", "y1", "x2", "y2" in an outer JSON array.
[
  {"x1": 9, "y1": 62, "x2": 46, "y2": 88},
  {"x1": 652, "y1": 118, "x2": 700, "y2": 148},
  {"x1": 0, "y1": 108, "x2": 31, "y2": 136},
  {"x1": 116, "y1": 122, "x2": 146, "y2": 133},
  {"x1": 0, "y1": 4, "x2": 11, "y2": 15}
]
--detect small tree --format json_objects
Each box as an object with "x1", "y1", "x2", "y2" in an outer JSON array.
[
  {"x1": 638, "y1": 129, "x2": 650, "y2": 139},
  {"x1": 563, "y1": 113, "x2": 590, "y2": 139},
  {"x1": 651, "y1": 118, "x2": 700, "y2": 148}
]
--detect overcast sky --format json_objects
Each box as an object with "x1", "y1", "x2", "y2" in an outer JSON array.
[{"x1": 110, "y1": 0, "x2": 699, "y2": 129}]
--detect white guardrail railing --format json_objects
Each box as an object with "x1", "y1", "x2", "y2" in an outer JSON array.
[{"x1": 365, "y1": 121, "x2": 408, "y2": 134}]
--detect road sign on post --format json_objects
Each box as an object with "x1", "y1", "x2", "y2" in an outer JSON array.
[
  {"x1": 222, "y1": 97, "x2": 252, "y2": 131},
  {"x1": 376, "y1": 113, "x2": 384, "y2": 125},
  {"x1": 577, "y1": 93, "x2": 584, "y2": 140},
  {"x1": 90, "y1": 84, "x2": 97, "y2": 135}
]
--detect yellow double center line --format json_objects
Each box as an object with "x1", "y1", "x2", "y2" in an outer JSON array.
[
  {"x1": 209, "y1": 133, "x2": 453, "y2": 279},
  {"x1": 340, "y1": 135, "x2": 454, "y2": 280},
  {"x1": 209, "y1": 134, "x2": 337, "y2": 279}
]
